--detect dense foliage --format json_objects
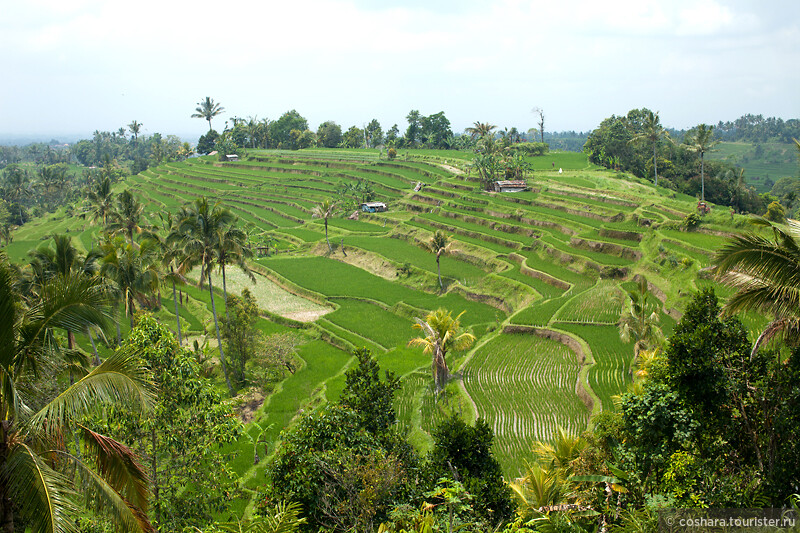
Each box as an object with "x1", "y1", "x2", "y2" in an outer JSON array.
[
  {"x1": 89, "y1": 315, "x2": 243, "y2": 530},
  {"x1": 615, "y1": 290, "x2": 800, "y2": 506},
  {"x1": 583, "y1": 108, "x2": 766, "y2": 213}
]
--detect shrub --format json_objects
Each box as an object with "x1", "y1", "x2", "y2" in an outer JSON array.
[
  {"x1": 387, "y1": 148, "x2": 397, "y2": 160},
  {"x1": 682, "y1": 212, "x2": 701, "y2": 230},
  {"x1": 764, "y1": 201, "x2": 786, "y2": 223}
]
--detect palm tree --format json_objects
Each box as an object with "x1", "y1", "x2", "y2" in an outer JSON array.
[
  {"x1": 0, "y1": 252, "x2": 154, "y2": 532},
  {"x1": 215, "y1": 223, "x2": 255, "y2": 312},
  {"x1": 191, "y1": 97, "x2": 225, "y2": 132},
  {"x1": 713, "y1": 217, "x2": 800, "y2": 357},
  {"x1": 629, "y1": 110, "x2": 670, "y2": 187},
  {"x1": 26, "y1": 235, "x2": 104, "y2": 363},
  {"x1": 312, "y1": 199, "x2": 336, "y2": 253},
  {"x1": 465, "y1": 122, "x2": 497, "y2": 140},
  {"x1": 686, "y1": 124, "x2": 719, "y2": 202},
  {"x1": 87, "y1": 177, "x2": 115, "y2": 227},
  {"x1": 408, "y1": 309, "x2": 475, "y2": 393},
  {"x1": 99, "y1": 236, "x2": 162, "y2": 330},
  {"x1": 618, "y1": 276, "x2": 664, "y2": 359},
  {"x1": 146, "y1": 212, "x2": 188, "y2": 345},
  {"x1": 726, "y1": 167, "x2": 747, "y2": 213},
  {"x1": 170, "y1": 197, "x2": 236, "y2": 396},
  {"x1": 422, "y1": 230, "x2": 452, "y2": 291},
  {"x1": 107, "y1": 190, "x2": 146, "y2": 246},
  {"x1": 127, "y1": 120, "x2": 142, "y2": 142}
]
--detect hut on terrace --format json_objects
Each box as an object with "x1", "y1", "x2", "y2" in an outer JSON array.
[{"x1": 494, "y1": 180, "x2": 528, "y2": 193}]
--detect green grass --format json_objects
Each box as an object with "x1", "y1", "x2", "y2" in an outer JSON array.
[
  {"x1": 554, "y1": 281, "x2": 624, "y2": 324},
  {"x1": 259, "y1": 256, "x2": 500, "y2": 326},
  {"x1": 555, "y1": 323, "x2": 632, "y2": 411},
  {"x1": 325, "y1": 299, "x2": 415, "y2": 349},
  {"x1": 345, "y1": 235, "x2": 488, "y2": 283}
]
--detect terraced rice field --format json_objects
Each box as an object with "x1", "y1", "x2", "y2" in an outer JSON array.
[
  {"x1": 12, "y1": 146, "x2": 756, "y2": 478},
  {"x1": 463, "y1": 333, "x2": 589, "y2": 477}
]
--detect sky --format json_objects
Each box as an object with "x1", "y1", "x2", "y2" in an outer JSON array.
[{"x1": 1, "y1": 0, "x2": 798, "y2": 143}]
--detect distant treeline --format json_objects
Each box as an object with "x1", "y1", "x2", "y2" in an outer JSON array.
[
  {"x1": 584, "y1": 108, "x2": 769, "y2": 214},
  {"x1": 669, "y1": 114, "x2": 800, "y2": 144}
]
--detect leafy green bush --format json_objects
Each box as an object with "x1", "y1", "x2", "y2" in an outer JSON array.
[{"x1": 682, "y1": 212, "x2": 701, "y2": 230}]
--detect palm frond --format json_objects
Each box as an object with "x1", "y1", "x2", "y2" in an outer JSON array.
[
  {"x1": 4, "y1": 442, "x2": 79, "y2": 533},
  {"x1": 26, "y1": 346, "x2": 154, "y2": 434},
  {"x1": 78, "y1": 425, "x2": 150, "y2": 512},
  {"x1": 0, "y1": 255, "x2": 19, "y2": 372},
  {"x1": 46, "y1": 449, "x2": 154, "y2": 533},
  {"x1": 264, "y1": 500, "x2": 307, "y2": 533}
]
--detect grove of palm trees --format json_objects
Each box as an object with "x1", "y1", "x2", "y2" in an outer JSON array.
[{"x1": 1, "y1": 107, "x2": 799, "y2": 533}]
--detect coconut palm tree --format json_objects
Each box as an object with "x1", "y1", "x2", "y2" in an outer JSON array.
[
  {"x1": 26, "y1": 235, "x2": 105, "y2": 364},
  {"x1": 87, "y1": 176, "x2": 115, "y2": 227},
  {"x1": 618, "y1": 276, "x2": 664, "y2": 359},
  {"x1": 465, "y1": 122, "x2": 497, "y2": 140},
  {"x1": 215, "y1": 223, "x2": 255, "y2": 312},
  {"x1": 144, "y1": 212, "x2": 188, "y2": 346},
  {"x1": 191, "y1": 97, "x2": 225, "y2": 132},
  {"x1": 107, "y1": 190, "x2": 146, "y2": 246},
  {"x1": 408, "y1": 309, "x2": 475, "y2": 393},
  {"x1": 423, "y1": 230, "x2": 452, "y2": 291},
  {"x1": 127, "y1": 120, "x2": 142, "y2": 142},
  {"x1": 170, "y1": 197, "x2": 236, "y2": 396},
  {"x1": 686, "y1": 124, "x2": 719, "y2": 202},
  {"x1": 99, "y1": 236, "x2": 162, "y2": 330},
  {"x1": 629, "y1": 110, "x2": 670, "y2": 187},
  {"x1": 713, "y1": 217, "x2": 800, "y2": 357},
  {"x1": 0, "y1": 251, "x2": 154, "y2": 532},
  {"x1": 312, "y1": 199, "x2": 336, "y2": 253}
]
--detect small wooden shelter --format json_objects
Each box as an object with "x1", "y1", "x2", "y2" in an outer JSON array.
[
  {"x1": 361, "y1": 202, "x2": 387, "y2": 213},
  {"x1": 493, "y1": 180, "x2": 528, "y2": 193}
]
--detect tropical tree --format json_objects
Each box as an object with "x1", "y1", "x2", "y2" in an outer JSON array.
[
  {"x1": 170, "y1": 197, "x2": 237, "y2": 396},
  {"x1": 686, "y1": 124, "x2": 719, "y2": 202},
  {"x1": 26, "y1": 234, "x2": 104, "y2": 365},
  {"x1": 408, "y1": 309, "x2": 475, "y2": 393},
  {"x1": 713, "y1": 217, "x2": 800, "y2": 356},
  {"x1": 618, "y1": 276, "x2": 664, "y2": 359},
  {"x1": 216, "y1": 222, "x2": 255, "y2": 311},
  {"x1": 629, "y1": 110, "x2": 670, "y2": 187},
  {"x1": 422, "y1": 230, "x2": 452, "y2": 291},
  {"x1": 312, "y1": 199, "x2": 336, "y2": 253},
  {"x1": 146, "y1": 212, "x2": 187, "y2": 345},
  {"x1": 0, "y1": 251, "x2": 155, "y2": 532},
  {"x1": 192, "y1": 97, "x2": 225, "y2": 132},
  {"x1": 107, "y1": 190, "x2": 146, "y2": 246},
  {"x1": 465, "y1": 122, "x2": 497, "y2": 140},
  {"x1": 127, "y1": 120, "x2": 142, "y2": 142},
  {"x1": 99, "y1": 236, "x2": 162, "y2": 329}
]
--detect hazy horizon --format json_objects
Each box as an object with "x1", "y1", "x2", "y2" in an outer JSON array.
[{"x1": 2, "y1": 0, "x2": 798, "y2": 142}]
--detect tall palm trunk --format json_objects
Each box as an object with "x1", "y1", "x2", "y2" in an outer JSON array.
[
  {"x1": 433, "y1": 348, "x2": 449, "y2": 393},
  {"x1": 436, "y1": 254, "x2": 443, "y2": 290},
  {"x1": 208, "y1": 273, "x2": 235, "y2": 396},
  {"x1": 700, "y1": 152, "x2": 705, "y2": 202},
  {"x1": 221, "y1": 263, "x2": 229, "y2": 320},
  {"x1": 324, "y1": 219, "x2": 332, "y2": 252},
  {"x1": 171, "y1": 277, "x2": 182, "y2": 346},
  {"x1": 88, "y1": 328, "x2": 100, "y2": 366},
  {"x1": 652, "y1": 143, "x2": 659, "y2": 187}
]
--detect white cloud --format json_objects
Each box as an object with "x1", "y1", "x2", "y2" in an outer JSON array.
[{"x1": 1, "y1": 0, "x2": 798, "y2": 136}]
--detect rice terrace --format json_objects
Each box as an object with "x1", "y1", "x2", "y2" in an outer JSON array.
[{"x1": 6, "y1": 144, "x2": 741, "y2": 482}]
